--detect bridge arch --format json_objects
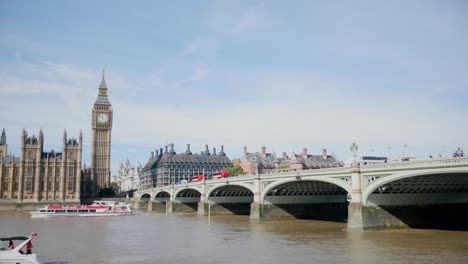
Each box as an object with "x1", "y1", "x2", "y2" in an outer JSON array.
[
  {"x1": 206, "y1": 183, "x2": 254, "y2": 215},
  {"x1": 154, "y1": 191, "x2": 171, "y2": 202},
  {"x1": 363, "y1": 168, "x2": 468, "y2": 206},
  {"x1": 261, "y1": 178, "x2": 350, "y2": 221},
  {"x1": 139, "y1": 193, "x2": 151, "y2": 201},
  {"x1": 261, "y1": 177, "x2": 351, "y2": 202},
  {"x1": 174, "y1": 188, "x2": 201, "y2": 198},
  {"x1": 207, "y1": 183, "x2": 255, "y2": 198}
]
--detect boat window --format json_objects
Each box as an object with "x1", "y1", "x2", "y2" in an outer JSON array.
[
  {"x1": 40, "y1": 209, "x2": 46, "y2": 212},
  {"x1": 55, "y1": 210, "x2": 65, "y2": 213},
  {"x1": 78, "y1": 209, "x2": 88, "y2": 213},
  {"x1": 67, "y1": 210, "x2": 77, "y2": 213},
  {"x1": 89, "y1": 209, "x2": 96, "y2": 212},
  {"x1": 47, "y1": 210, "x2": 55, "y2": 213}
]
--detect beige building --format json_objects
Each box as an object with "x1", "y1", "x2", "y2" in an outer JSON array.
[
  {"x1": 0, "y1": 128, "x2": 82, "y2": 202},
  {"x1": 90, "y1": 73, "x2": 113, "y2": 192},
  {"x1": 0, "y1": 72, "x2": 114, "y2": 203},
  {"x1": 241, "y1": 146, "x2": 343, "y2": 175}
]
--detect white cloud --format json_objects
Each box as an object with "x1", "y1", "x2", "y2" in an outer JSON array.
[
  {"x1": 177, "y1": 40, "x2": 200, "y2": 57},
  {"x1": 233, "y1": 8, "x2": 258, "y2": 34},
  {"x1": 2, "y1": 60, "x2": 467, "y2": 172},
  {"x1": 191, "y1": 66, "x2": 209, "y2": 81}
]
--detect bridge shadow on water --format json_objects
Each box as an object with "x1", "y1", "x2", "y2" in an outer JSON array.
[
  {"x1": 174, "y1": 202, "x2": 198, "y2": 212},
  {"x1": 214, "y1": 203, "x2": 252, "y2": 215},
  {"x1": 381, "y1": 203, "x2": 468, "y2": 231},
  {"x1": 264, "y1": 203, "x2": 349, "y2": 223}
]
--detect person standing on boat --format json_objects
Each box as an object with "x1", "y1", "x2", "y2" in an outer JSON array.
[
  {"x1": 26, "y1": 240, "x2": 33, "y2": 254},
  {"x1": 8, "y1": 240, "x2": 14, "y2": 250}
]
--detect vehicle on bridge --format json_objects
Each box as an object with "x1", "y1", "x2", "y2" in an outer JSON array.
[
  {"x1": 175, "y1": 179, "x2": 188, "y2": 184},
  {"x1": 392, "y1": 156, "x2": 416, "y2": 162},
  {"x1": 190, "y1": 175, "x2": 204, "y2": 182},
  {"x1": 359, "y1": 156, "x2": 388, "y2": 165},
  {"x1": 211, "y1": 171, "x2": 229, "y2": 179}
]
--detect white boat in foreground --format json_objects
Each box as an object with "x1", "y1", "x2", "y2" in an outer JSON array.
[
  {"x1": 30, "y1": 200, "x2": 132, "y2": 218},
  {"x1": 0, "y1": 234, "x2": 41, "y2": 264}
]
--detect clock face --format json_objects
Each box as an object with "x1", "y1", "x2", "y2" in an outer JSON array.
[{"x1": 97, "y1": 113, "x2": 109, "y2": 124}]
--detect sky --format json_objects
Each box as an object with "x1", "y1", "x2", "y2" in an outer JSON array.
[{"x1": 0, "y1": 0, "x2": 467, "y2": 174}]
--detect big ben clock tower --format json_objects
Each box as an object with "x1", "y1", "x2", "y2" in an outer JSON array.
[{"x1": 91, "y1": 72, "x2": 113, "y2": 192}]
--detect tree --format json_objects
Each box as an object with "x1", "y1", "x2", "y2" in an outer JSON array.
[
  {"x1": 224, "y1": 165, "x2": 245, "y2": 176},
  {"x1": 98, "y1": 187, "x2": 116, "y2": 198},
  {"x1": 110, "y1": 182, "x2": 120, "y2": 193}
]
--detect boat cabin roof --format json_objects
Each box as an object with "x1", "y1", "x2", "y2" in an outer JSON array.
[{"x1": 1, "y1": 236, "x2": 29, "y2": 241}]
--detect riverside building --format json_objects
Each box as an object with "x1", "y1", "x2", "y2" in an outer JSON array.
[
  {"x1": 111, "y1": 159, "x2": 142, "y2": 193},
  {"x1": 0, "y1": 128, "x2": 82, "y2": 202},
  {"x1": 240, "y1": 146, "x2": 343, "y2": 175},
  {"x1": 140, "y1": 143, "x2": 232, "y2": 188}
]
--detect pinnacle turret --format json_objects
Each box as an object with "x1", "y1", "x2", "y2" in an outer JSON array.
[
  {"x1": 99, "y1": 69, "x2": 107, "y2": 89},
  {"x1": 0, "y1": 128, "x2": 6, "y2": 145}
]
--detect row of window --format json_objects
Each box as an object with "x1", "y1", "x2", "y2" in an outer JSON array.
[{"x1": 39, "y1": 209, "x2": 96, "y2": 213}]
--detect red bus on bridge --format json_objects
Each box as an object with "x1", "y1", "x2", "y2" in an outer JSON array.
[
  {"x1": 212, "y1": 171, "x2": 229, "y2": 179},
  {"x1": 190, "y1": 175, "x2": 204, "y2": 182}
]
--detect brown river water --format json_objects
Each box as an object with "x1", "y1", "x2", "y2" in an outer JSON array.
[{"x1": 0, "y1": 211, "x2": 467, "y2": 264}]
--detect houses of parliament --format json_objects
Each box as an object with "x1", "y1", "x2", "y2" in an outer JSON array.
[{"x1": 0, "y1": 73, "x2": 113, "y2": 203}]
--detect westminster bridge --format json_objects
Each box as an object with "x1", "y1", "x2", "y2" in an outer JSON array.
[{"x1": 135, "y1": 157, "x2": 468, "y2": 230}]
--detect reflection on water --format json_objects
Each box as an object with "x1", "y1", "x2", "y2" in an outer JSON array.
[{"x1": 1, "y1": 211, "x2": 467, "y2": 264}]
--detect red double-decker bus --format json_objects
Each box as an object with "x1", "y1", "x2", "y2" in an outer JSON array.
[
  {"x1": 190, "y1": 175, "x2": 204, "y2": 182},
  {"x1": 211, "y1": 171, "x2": 229, "y2": 179}
]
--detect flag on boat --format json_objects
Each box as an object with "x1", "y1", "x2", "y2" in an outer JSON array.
[{"x1": 31, "y1": 232, "x2": 38, "y2": 237}]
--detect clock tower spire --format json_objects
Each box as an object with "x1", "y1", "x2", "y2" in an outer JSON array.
[{"x1": 90, "y1": 71, "x2": 113, "y2": 194}]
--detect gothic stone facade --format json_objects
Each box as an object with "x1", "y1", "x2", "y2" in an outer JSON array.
[
  {"x1": 90, "y1": 74, "x2": 113, "y2": 192},
  {"x1": 140, "y1": 144, "x2": 232, "y2": 189},
  {"x1": 0, "y1": 129, "x2": 82, "y2": 202},
  {"x1": 111, "y1": 159, "x2": 142, "y2": 192}
]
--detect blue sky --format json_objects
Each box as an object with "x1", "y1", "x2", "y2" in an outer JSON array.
[{"x1": 1, "y1": 0, "x2": 467, "y2": 173}]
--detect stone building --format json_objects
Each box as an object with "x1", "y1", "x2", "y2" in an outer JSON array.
[
  {"x1": 140, "y1": 144, "x2": 232, "y2": 189},
  {"x1": 111, "y1": 159, "x2": 142, "y2": 192},
  {"x1": 241, "y1": 146, "x2": 343, "y2": 175},
  {"x1": 90, "y1": 73, "x2": 113, "y2": 192},
  {"x1": 0, "y1": 128, "x2": 82, "y2": 202}
]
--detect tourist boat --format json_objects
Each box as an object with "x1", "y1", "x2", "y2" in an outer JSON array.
[
  {"x1": 30, "y1": 200, "x2": 132, "y2": 218},
  {"x1": 0, "y1": 233, "x2": 41, "y2": 264}
]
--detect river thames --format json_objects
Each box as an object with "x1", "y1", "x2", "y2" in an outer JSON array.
[{"x1": 1, "y1": 211, "x2": 467, "y2": 264}]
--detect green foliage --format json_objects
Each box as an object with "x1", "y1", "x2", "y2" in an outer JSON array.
[
  {"x1": 224, "y1": 165, "x2": 245, "y2": 176},
  {"x1": 98, "y1": 187, "x2": 116, "y2": 198},
  {"x1": 110, "y1": 182, "x2": 120, "y2": 192}
]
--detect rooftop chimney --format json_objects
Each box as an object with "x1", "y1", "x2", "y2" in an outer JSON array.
[
  {"x1": 164, "y1": 146, "x2": 168, "y2": 153},
  {"x1": 186, "y1": 144, "x2": 192, "y2": 155},
  {"x1": 261, "y1": 146, "x2": 266, "y2": 157},
  {"x1": 302, "y1": 148, "x2": 308, "y2": 157},
  {"x1": 204, "y1": 145, "x2": 210, "y2": 155},
  {"x1": 243, "y1": 146, "x2": 247, "y2": 157},
  {"x1": 155, "y1": 150, "x2": 159, "y2": 156},
  {"x1": 151, "y1": 151, "x2": 154, "y2": 158},
  {"x1": 219, "y1": 145, "x2": 225, "y2": 156},
  {"x1": 282, "y1": 152, "x2": 287, "y2": 159},
  {"x1": 170, "y1": 143, "x2": 176, "y2": 154},
  {"x1": 322, "y1": 148, "x2": 327, "y2": 159},
  {"x1": 213, "y1": 147, "x2": 217, "y2": 155}
]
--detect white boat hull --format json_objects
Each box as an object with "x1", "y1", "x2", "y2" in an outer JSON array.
[
  {"x1": 0, "y1": 252, "x2": 41, "y2": 264},
  {"x1": 30, "y1": 212, "x2": 132, "y2": 218}
]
